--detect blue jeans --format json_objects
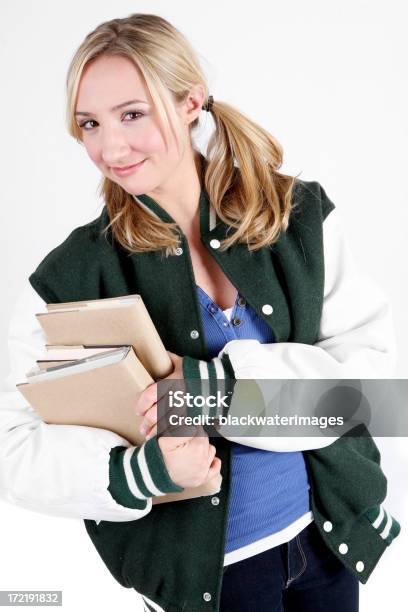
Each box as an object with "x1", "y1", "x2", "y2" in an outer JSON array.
[{"x1": 220, "y1": 520, "x2": 359, "y2": 611}]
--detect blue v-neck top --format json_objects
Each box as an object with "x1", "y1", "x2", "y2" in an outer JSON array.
[{"x1": 196, "y1": 284, "x2": 313, "y2": 565}]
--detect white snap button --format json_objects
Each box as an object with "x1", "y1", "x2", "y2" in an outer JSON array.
[
  {"x1": 211, "y1": 496, "x2": 220, "y2": 506},
  {"x1": 203, "y1": 592, "x2": 212, "y2": 602},
  {"x1": 323, "y1": 521, "x2": 333, "y2": 532},
  {"x1": 339, "y1": 543, "x2": 348, "y2": 554},
  {"x1": 262, "y1": 304, "x2": 273, "y2": 315},
  {"x1": 356, "y1": 561, "x2": 364, "y2": 572},
  {"x1": 210, "y1": 239, "x2": 220, "y2": 249},
  {"x1": 175, "y1": 247, "x2": 183, "y2": 255},
  {"x1": 190, "y1": 330, "x2": 199, "y2": 339}
]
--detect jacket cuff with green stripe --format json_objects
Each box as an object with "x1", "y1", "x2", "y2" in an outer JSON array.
[
  {"x1": 182, "y1": 353, "x2": 237, "y2": 419},
  {"x1": 108, "y1": 436, "x2": 184, "y2": 509}
]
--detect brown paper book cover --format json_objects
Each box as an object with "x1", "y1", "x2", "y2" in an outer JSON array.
[
  {"x1": 17, "y1": 346, "x2": 221, "y2": 504},
  {"x1": 36, "y1": 294, "x2": 172, "y2": 380}
]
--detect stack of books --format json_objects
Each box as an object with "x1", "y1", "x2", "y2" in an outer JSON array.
[{"x1": 16, "y1": 294, "x2": 221, "y2": 504}]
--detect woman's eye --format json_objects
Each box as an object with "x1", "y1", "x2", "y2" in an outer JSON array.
[
  {"x1": 124, "y1": 111, "x2": 143, "y2": 121},
  {"x1": 79, "y1": 119, "x2": 97, "y2": 130},
  {"x1": 79, "y1": 110, "x2": 143, "y2": 131}
]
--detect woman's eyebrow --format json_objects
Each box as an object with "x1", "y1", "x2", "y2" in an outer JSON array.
[{"x1": 75, "y1": 99, "x2": 149, "y2": 117}]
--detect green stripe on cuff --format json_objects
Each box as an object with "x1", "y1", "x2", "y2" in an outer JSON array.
[
  {"x1": 182, "y1": 354, "x2": 237, "y2": 420},
  {"x1": 364, "y1": 505, "x2": 401, "y2": 546},
  {"x1": 214, "y1": 354, "x2": 237, "y2": 418},
  {"x1": 108, "y1": 445, "x2": 149, "y2": 509},
  {"x1": 182, "y1": 356, "x2": 204, "y2": 414},
  {"x1": 182, "y1": 354, "x2": 235, "y2": 382},
  {"x1": 207, "y1": 360, "x2": 218, "y2": 418},
  {"x1": 182, "y1": 355, "x2": 204, "y2": 380},
  {"x1": 221, "y1": 353, "x2": 235, "y2": 379},
  {"x1": 108, "y1": 438, "x2": 184, "y2": 509},
  {"x1": 385, "y1": 516, "x2": 401, "y2": 544},
  {"x1": 141, "y1": 436, "x2": 185, "y2": 495}
]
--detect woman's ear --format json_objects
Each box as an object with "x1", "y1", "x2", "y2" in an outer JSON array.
[{"x1": 182, "y1": 84, "x2": 206, "y2": 126}]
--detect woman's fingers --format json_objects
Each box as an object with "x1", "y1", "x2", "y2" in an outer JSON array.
[
  {"x1": 139, "y1": 400, "x2": 174, "y2": 437},
  {"x1": 137, "y1": 380, "x2": 189, "y2": 433},
  {"x1": 139, "y1": 402, "x2": 157, "y2": 436},
  {"x1": 135, "y1": 384, "x2": 157, "y2": 417},
  {"x1": 136, "y1": 380, "x2": 177, "y2": 417},
  {"x1": 142, "y1": 399, "x2": 182, "y2": 439},
  {"x1": 137, "y1": 374, "x2": 192, "y2": 440},
  {"x1": 145, "y1": 408, "x2": 168, "y2": 440}
]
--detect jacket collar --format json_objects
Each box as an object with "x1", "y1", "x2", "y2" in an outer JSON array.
[{"x1": 130, "y1": 159, "x2": 292, "y2": 343}]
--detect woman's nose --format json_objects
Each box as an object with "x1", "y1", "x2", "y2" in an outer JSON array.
[{"x1": 100, "y1": 130, "x2": 132, "y2": 166}]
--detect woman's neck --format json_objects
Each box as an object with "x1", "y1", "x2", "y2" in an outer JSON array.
[{"x1": 144, "y1": 149, "x2": 204, "y2": 239}]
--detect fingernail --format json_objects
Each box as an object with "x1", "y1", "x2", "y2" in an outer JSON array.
[{"x1": 139, "y1": 426, "x2": 146, "y2": 435}]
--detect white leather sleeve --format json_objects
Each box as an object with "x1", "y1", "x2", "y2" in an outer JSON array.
[
  {"x1": 0, "y1": 283, "x2": 152, "y2": 522},
  {"x1": 216, "y1": 207, "x2": 397, "y2": 451}
]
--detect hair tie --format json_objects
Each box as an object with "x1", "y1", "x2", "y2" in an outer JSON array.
[{"x1": 202, "y1": 95, "x2": 214, "y2": 112}]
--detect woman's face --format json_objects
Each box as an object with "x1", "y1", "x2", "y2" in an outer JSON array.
[{"x1": 75, "y1": 55, "x2": 190, "y2": 196}]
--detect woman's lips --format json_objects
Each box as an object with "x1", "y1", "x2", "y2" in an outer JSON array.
[{"x1": 112, "y1": 159, "x2": 146, "y2": 176}]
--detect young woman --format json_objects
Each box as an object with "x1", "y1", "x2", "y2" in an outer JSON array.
[{"x1": 0, "y1": 13, "x2": 401, "y2": 612}]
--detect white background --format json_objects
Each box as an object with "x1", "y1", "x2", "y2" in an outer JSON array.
[{"x1": 0, "y1": 1, "x2": 407, "y2": 610}]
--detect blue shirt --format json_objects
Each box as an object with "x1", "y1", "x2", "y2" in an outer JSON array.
[{"x1": 196, "y1": 284, "x2": 312, "y2": 559}]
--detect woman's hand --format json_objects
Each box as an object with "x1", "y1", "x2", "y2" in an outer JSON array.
[
  {"x1": 136, "y1": 351, "x2": 184, "y2": 439},
  {"x1": 136, "y1": 351, "x2": 222, "y2": 489}
]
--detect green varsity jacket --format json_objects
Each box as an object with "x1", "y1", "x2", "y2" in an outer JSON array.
[{"x1": 27, "y1": 164, "x2": 401, "y2": 612}]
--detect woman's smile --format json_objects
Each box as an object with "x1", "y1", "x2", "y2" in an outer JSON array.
[{"x1": 111, "y1": 158, "x2": 146, "y2": 177}]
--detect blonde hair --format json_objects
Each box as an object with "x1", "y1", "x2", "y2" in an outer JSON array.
[{"x1": 66, "y1": 13, "x2": 300, "y2": 256}]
